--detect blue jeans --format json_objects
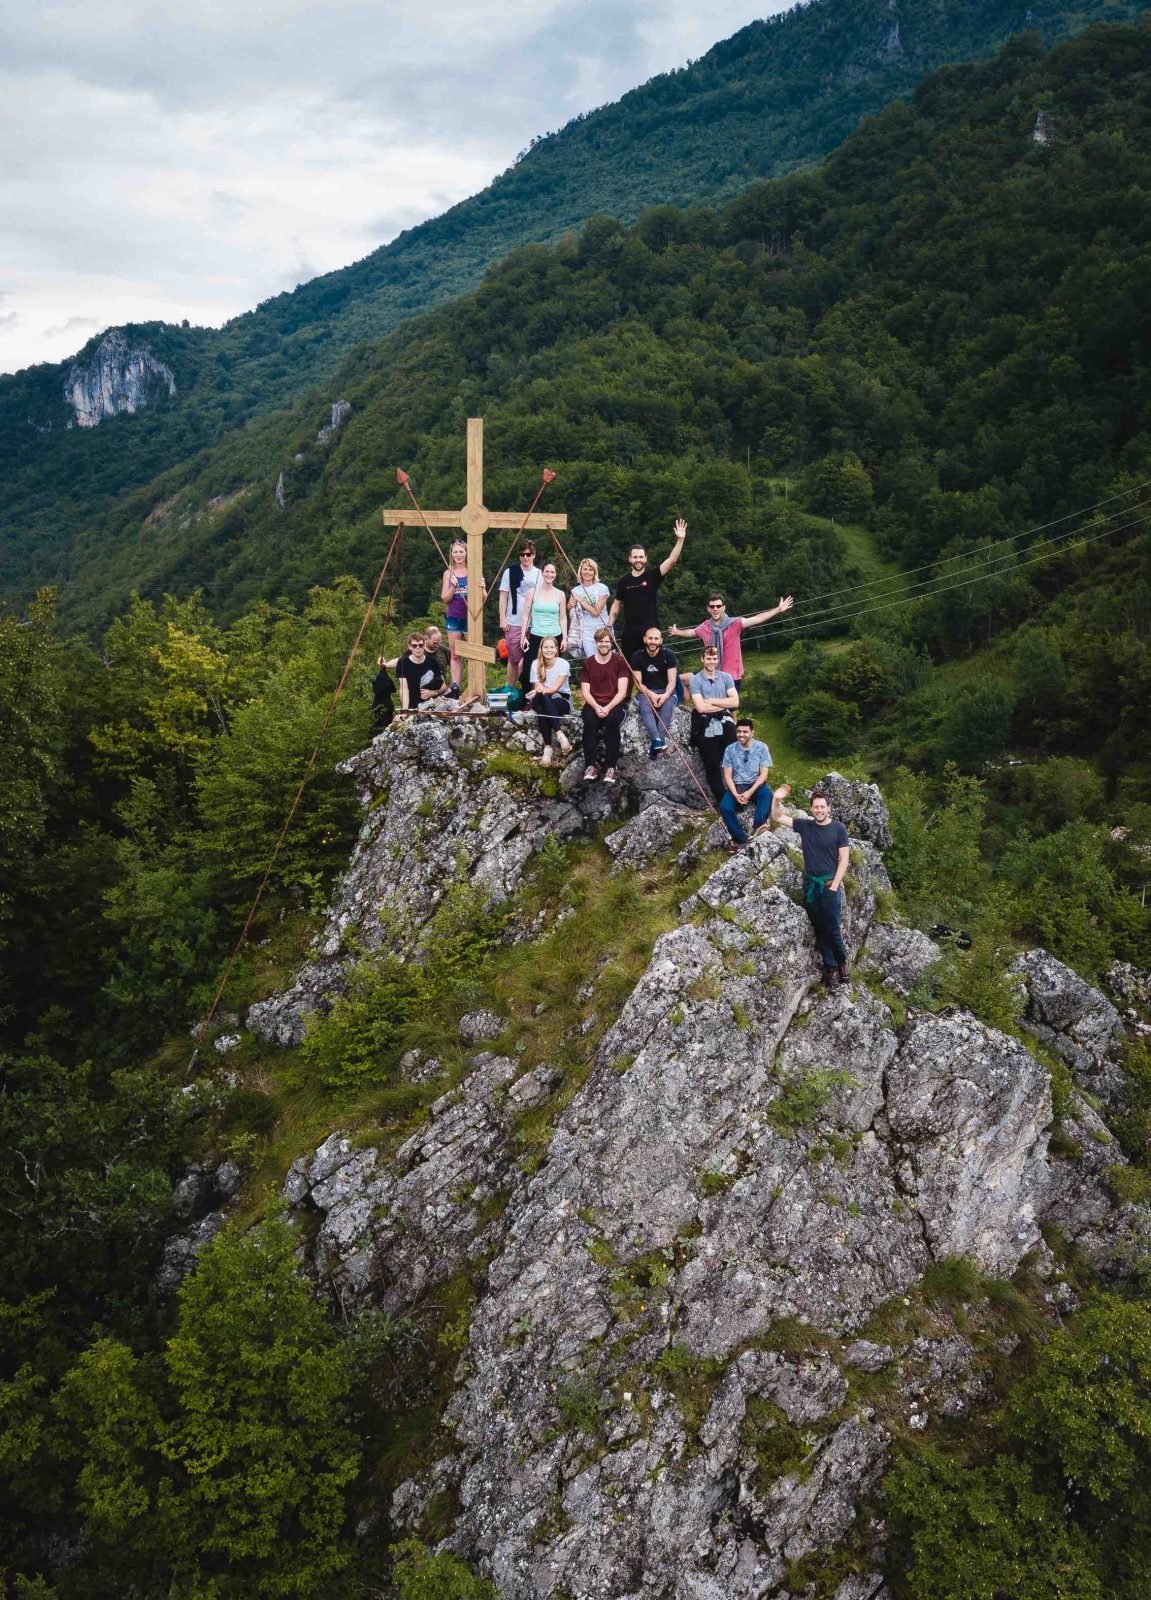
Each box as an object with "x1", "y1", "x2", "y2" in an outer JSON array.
[
  {"x1": 636, "y1": 693, "x2": 676, "y2": 746},
  {"x1": 720, "y1": 786, "x2": 772, "y2": 845}
]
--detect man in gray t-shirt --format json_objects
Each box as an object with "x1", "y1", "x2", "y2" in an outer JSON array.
[
  {"x1": 688, "y1": 644, "x2": 738, "y2": 801},
  {"x1": 720, "y1": 718, "x2": 773, "y2": 846},
  {"x1": 771, "y1": 782, "x2": 852, "y2": 984}
]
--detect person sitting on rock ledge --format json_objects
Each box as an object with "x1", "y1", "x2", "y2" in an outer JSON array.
[
  {"x1": 525, "y1": 637, "x2": 573, "y2": 767},
  {"x1": 720, "y1": 717, "x2": 773, "y2": 849},
  {"x1": 578, "y1": 626, "x2": 631, "y2": 784},
  {"x1": 395, "y1": 632, "x2": 446, "y2": 712},
  {"x1": 630, "y1": 625, "x2": 679, "y2": 757},
  {"x1": 771, "y1": 782, "x2": 852, "y2": 986}
]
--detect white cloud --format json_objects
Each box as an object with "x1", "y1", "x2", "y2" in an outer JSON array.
[{"x1": 0, "y1": 0, "x2": 795, "y2": 375}]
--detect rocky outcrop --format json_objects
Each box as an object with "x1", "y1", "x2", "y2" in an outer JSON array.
[
  {"x1": 260, "y1": 725, "x2": 1144, "y2": 1595},
  {"x1": 316, "y1": 399, "x2": 352, "y2": 444},
  {"x1": 249, "y1": 715, "x2": 724, "y2": 1046},
  {"x1": 862, "y1": 922, "x2": 940, "y2": 995},
  {"x1": 64, "y1": 330, "x2": 176, "y2": 427},
  {"x1": 1010, "y1": 947, "x2": 1125, "y2": 1101}
]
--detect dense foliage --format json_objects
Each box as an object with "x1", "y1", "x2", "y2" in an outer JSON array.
[{"x1": 3, "y1": 0, "x2": 1150, "y2": 602}]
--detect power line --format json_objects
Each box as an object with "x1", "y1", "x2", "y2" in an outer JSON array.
[
  {"x1": 673, "y1": 509, "x2": 1146, "y2": 664},
  {"x1": 782, "y1": 478, "x2": 1151, "y2": 614},
  {"x1": 778, "y1": 498, "x2": 1151, "y2": 631}
]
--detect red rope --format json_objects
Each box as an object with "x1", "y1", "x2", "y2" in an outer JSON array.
[{"x1": 197, "y1": 525, "x2": 403, "y2": 1041}]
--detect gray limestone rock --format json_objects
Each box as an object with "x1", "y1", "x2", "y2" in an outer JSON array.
[
  {"x1": 64, "y1": 329, "x2": 176, "y2": 428},
  {"x1": 885, "y1": 1013, "x2": 1049, "y2": 1275},
  {"x1": 155, "y1": 1210, "x2": 226, "y2": 1294},
  {"x1": 316, "y1": 399, "x2": 352, "y2": 444},
  {"x1": 459, "y1": 1009, "x2": 505, "y2": 1045},
  {"x1": 604, "y1": 798, "x2": 707, "y2": 872},
  {"x1": 844, "y1": 1341, "x2": 894, "y2": 1374},
  {"x1": 1011, "y1": 947, "x2": 1125, "y2": 1101},
  {"x1": 250, "y1": 718, "x2": 607, "y2": 1045},
  {"x1": 864, "y1": 923, "x2": 941, "y2": 995},
  {"x1": 281, "y1": 1054, "x2": 544, "y2": 1309},
  {"x1": 257, "y1": 737, "x2": 1141, "y2": 1594}
]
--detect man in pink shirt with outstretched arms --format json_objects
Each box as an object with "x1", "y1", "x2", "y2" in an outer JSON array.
[{"x1": 669, "y1": 590, "x2": 794, "y2": 692}]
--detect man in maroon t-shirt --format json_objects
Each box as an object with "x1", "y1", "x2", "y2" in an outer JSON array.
[{"x1": 578, "y1": 626, "x2": 631, "y2": 783}]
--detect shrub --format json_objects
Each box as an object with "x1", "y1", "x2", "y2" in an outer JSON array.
[
  {"x1": 784, "y1": 691, "x2": 861, "y2": 755},
  {"x1": 390, "y1": 1536, "x2": 498, "y2": 1600}
]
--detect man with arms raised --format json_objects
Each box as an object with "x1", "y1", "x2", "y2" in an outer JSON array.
[
  {"x1": 720, "y1": 717, "x2": 773, "y2": 848},
  {"x1": 771, "y1": 783, "x2": 851, "y2": 986},
  {"x1": 609, "y1": 518, "x2": 687, "y2": 664},
  {"x1": 670, "y1": 590, "x2": 794, "y2": 692},
  {"x1": 578, "y1": 626, "x2": 631, "y2": 784}
]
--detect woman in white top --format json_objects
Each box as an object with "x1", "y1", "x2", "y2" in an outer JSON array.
[
  {"x1": 524, "y1": 636, "x2": 573, "y2": 765},
  {"x1": 567, "y1": 557, "x2": 611, "y2": 660}
]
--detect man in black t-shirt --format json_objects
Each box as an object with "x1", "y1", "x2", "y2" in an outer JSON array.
[
  {"x1": 609, "y1": 517, "x2": 687, "y2": 662},
  {"x1": 630, "y1": 626, "x2": 679, "y2": 756},
  {"x1": 771, "y1": 783, "x2": 852, "y2": 985},
  {"x1": 395, "y1": 633, "x2": 445, "y2": 712}
]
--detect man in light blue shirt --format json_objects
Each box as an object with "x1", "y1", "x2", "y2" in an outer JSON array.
[{"x1": 720, "y1": 717, "x2": 773, "y2": 846}]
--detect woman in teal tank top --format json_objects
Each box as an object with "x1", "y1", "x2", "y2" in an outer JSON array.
[{"x1": 519, "y1": 560, "x2": 568, "y2": 685}]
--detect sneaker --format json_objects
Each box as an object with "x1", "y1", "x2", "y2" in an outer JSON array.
[
  {"x1": 582, "y1": 764, "x2": 600, "y2": 781},
  {"x1": 648, "y1": 742, "x2": 659, "y2": 760},
  {"x1": 604, "y1": 767, "x2": 618, "y2": 785},
  {"x1": 652, "y1": 739, "x2": 667, "y2": 754}
]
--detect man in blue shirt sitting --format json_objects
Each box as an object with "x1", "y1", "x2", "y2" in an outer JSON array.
[{"x1": 720, "y1": 718, "x2": 773, "y2": 848}]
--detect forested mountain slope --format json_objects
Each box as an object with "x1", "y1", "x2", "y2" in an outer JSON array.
[
  {"x1": 3, "y1": 0, "x2": 1150, "y2": 598},
  {"x1": 40, "y1": 18, "x2": 1151, "y2": 796}
]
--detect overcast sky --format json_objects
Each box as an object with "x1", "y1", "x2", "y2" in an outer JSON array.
[{"x1": 0, "y1": 0, "x2": 794, "y2": 377}]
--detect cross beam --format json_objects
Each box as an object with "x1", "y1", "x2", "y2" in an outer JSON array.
[{"x1": 383, "y1": 418, "x2": 567, "y2": 699}]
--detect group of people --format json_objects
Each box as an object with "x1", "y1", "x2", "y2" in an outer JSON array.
[{"x1": 370, "y1": 522, "x2": 854, "y2": 986}]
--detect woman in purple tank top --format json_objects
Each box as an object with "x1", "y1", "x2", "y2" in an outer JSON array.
[{"x1": 441, "y1": 540, "x2": 472, "y2": 695}]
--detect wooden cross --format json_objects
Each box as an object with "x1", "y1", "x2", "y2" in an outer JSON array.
[{"x1": 383, "y1": 417, "x2": 568, "y2": 700}]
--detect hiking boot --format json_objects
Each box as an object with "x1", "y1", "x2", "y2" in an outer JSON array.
[
  {"x1": 821, "y1": 966, "x2": 837, "y2": 987},
  {"x1": 603, "y1": 767, "x2": 618, "y2": 785},
  {"x1": 837, "y1": 962, "x2": 850, "y2": 985},
  {"x1": 582, "y1": 764, "x2": 600, "y2": 781}
]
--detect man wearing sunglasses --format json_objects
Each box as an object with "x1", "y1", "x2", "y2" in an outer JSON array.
[{"x1": 670, "y1": 591, "x2": 795, "y2": 692}]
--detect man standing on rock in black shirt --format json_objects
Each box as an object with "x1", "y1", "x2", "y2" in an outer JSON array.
[
  {"x1": 771, "y1": 783, "x2": 852, "y2": 986},
  {"x1": 609, "y1": 518, "x2": 687, "y2": 663}
]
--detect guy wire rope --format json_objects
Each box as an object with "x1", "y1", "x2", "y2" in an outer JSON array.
[{"x1": 193, "y1": 524, "x2": 404, "y2": 1057}]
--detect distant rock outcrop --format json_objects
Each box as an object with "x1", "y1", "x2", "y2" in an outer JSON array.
[
  {"x1": 64, "y1": 330, "x2": 176, "y2": 427},
  {"x1": 316, "y1": 399, "x2": 352, "y2": 444}
]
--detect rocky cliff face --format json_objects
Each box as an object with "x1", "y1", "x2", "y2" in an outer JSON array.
[
  {"x1": 250, "y1": 718, "x2": 1143, "y2": 1597},
  {"x1": 63, "y1": 329, "x2": 176, "y2": 427}
]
